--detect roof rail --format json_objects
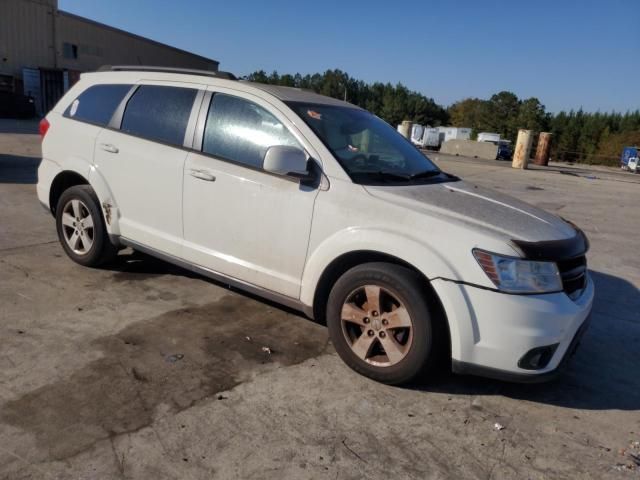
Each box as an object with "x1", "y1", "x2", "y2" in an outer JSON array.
[{"x1": 97, "y1": 65, "x2": 237, "y2": 80}]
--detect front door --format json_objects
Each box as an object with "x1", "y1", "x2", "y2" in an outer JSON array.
[{"x1": 182, "y1": 92, "x2": 319, "y2": 298}]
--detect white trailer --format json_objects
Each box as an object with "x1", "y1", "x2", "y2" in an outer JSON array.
[
  {"x1": 438, "y1": 127, "x2": 472, "y2": 143},
  {"x1": 411, "y1": 125, "x2": 441, "y2": 149},
  {"x1": 477, "y1": 132, "x2": 501, "y2": 143},
  {"x1": 410, "y1": 124, "x2": 424, "y2": 144},
  {"x1": 422, "y1": 127, "x2": 440, "y2": 149}
]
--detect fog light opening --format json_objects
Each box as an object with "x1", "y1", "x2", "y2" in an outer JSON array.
[{"x1": 518, "y1": 344, "x2": 559, "y2": 370}]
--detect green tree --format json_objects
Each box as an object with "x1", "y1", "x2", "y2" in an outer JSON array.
[
  {"x1": 485, "y1": 91, "x2": 520, "y2": 141},
  {"x1": 516, "y1": 98, "x2": 548, "y2": 133},
  {"x1": 448, "y1": 98, "x2": 489, "y2": 137}
]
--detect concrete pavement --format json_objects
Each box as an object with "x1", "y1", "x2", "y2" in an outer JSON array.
[{"x1": 1, "y1": 124, "x2": 639, "y2": 479}]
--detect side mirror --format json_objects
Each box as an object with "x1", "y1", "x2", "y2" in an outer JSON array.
[{"x1": 263, "y1": 145, "x2": 310, "y2": 179}]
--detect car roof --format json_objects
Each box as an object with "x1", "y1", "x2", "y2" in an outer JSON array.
[
  {"x1": 81, "y1": 70, "x2": 360, "y2": 109},
  {"x1": 245, "y1": 83, "x2": 360, "y2": 108}
]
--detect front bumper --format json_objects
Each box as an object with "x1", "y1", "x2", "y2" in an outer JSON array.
[
  {"x1": 431, "y1": 274, "x2": 594, "y2": 382},
  {"x1": 451, "y1": 314, "x2": 590, "y2": 383}
]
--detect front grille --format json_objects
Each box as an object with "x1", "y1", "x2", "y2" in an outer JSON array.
[{"x1": 556, "y1": 255, "x2": 587, "y2": 296}]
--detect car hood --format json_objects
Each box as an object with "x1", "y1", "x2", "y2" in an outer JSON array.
[{"x1": 364, "y1": 180, "x2": 577, "y2": 242}]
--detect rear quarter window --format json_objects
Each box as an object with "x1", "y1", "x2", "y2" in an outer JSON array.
[
  {"x1": 120, "y1": 85, "x2": 197, "y2": 147},
  {"x1": 63, "y1": 84, "x2": 132, "y2": 126}
]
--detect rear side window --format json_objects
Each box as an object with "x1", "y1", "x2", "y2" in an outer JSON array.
[
  {"x1": 202, "y1": 93, "x2": 300, "y2": 169},
  {"x1": 121, "y1": 85, "x2": 197, "y2": 147},
  {"x1": 63, "y1": 84, "x2": 132, "y2": 126}
]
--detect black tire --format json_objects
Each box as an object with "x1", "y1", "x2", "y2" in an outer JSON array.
[
  {"x1": 55, "y1": 185, "x2": 118, "y2": 267},
  {"x1": 327, "y1": 262, "x2": 444, "y2": 385}
]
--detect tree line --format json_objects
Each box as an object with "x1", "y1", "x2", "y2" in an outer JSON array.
[
  {"x1": 245, "y1": 69, "x2": 639, "y2": 166},
  {"x1": 449, "y1": 94, "x2": 640, "y2": 165}
]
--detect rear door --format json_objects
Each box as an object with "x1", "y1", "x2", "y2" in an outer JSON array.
[{"x1": 93, "y1": 81, "x2": 204, "y2": 256}]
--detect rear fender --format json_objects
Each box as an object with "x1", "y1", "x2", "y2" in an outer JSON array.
[{"x1": 87, "y1": 164, "x2": 121, "y2": 236}]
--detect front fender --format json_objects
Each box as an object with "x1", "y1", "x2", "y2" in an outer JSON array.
[
  {"x1": 300, "y1": 227, "x2": 478, "y2": 361},
  {"x1": 300, "y1": 226, "x2": 460, "y2": 306}
]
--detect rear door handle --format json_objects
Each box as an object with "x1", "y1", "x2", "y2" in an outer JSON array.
[
  {"x1": 99, "y1": 143, "x2": 119, "y2": 154},
  {"x1": 189, "y1": 169, "x2": 216, "y2": 182}
]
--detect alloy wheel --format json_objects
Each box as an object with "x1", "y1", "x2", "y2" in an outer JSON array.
[
  {"x1": 61, "y1": 199, "x2": 95, "y2": 255},
  {"x1": 340, "y1": 284, "x2": 414, "y2": 367}
]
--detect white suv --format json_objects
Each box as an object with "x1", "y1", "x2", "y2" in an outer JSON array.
[{"x1": 37, "y1": 66, "x2": 593, "y2": 385}]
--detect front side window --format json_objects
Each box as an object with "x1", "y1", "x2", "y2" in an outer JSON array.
[
  {"x1": 63, "y1": 84, "x2": 131, "y2": 126},
  {"x1": 121, "y1": 85, "x2": 197, "y2": 146},
  {"x1": 288, "y1": 102, "x2": 450, "y2": 185},
  {"x1": 202, "y1": 93, "x2": 300, "y2": 169}
]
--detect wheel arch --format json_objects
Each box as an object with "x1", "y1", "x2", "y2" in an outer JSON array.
[
  {"x1": 301, "y1": 228, "x2": 459, "y2": 307},
  {"x1": 49, "y1": 170, "x2": 89, "y2": 215},
  {"x1": 49, "y1": 166, "x2": 121, "y2": 236},
  {"x1": 308, "y1": 249, "x2": 451, "y2": 363}
]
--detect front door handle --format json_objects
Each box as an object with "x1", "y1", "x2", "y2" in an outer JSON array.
[
  {"x1": 189, "y1": 169, "x2": 216, "y2": 182},
  {"x1": 99, "y1": 143, "x2": 119, "y2": 154}
]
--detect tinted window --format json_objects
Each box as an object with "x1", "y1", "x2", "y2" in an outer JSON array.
[
  {"x1": 121, "y1": 85, "x2": 197, "y2": 146},
  {"x1": 203, "y1": 94, "x2": 300, "y2": 168},
  {"x1": 64, "y1": 84, "x2": 131, "y2": 126}
]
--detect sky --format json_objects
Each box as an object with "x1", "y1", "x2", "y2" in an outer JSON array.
[{"x1": 59, "y1": 0, "x2": 639, "y2": 113}]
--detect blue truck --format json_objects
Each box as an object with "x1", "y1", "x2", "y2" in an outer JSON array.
[{"x1": 621, "y1": 146, "x2": 639, "y2": 173}]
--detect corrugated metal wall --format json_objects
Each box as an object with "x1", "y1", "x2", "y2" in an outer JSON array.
[
  {"x1": 0, "y1": 0, "x2": 218, "y2": 79},
  {"x1": 0, "y1": 0, "x2": 218, "y2": 114},
  {"x1": 0, "y1": 0, "x2": 57, "y2": 78}
]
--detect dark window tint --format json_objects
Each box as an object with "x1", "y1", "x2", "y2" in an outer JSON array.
[
  {"x1": 203, "y1": 94, "x2": 300, "y2": 168},
  {"x1": 121, "y1": 85, "x2": 197, "y2": 146},
  {"x1": 63, "y1": 84, "x2": 131, "y2": 126}
]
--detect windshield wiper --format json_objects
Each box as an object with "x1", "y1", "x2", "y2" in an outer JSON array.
[
  {"x1": 354, "y1": 169, "x2": 448, "y2": 184},
  {"x1": 356, "y1": 170, "x2": 413, "y2": 182},
  {"x1": 409, "y1": 170, "x2": 442, "y2": 180}
]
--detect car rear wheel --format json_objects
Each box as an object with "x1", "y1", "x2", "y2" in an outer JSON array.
[
  {"x1": 327, "y1": 262, "x2": 442, "y2": 385},
  {"x1": 56, "y1": 185, "x2": 117, "y2": 267}
]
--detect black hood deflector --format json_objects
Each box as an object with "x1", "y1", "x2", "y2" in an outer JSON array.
[{"x1": 511, "y1": 228, "x2": 589, "y2": 261}]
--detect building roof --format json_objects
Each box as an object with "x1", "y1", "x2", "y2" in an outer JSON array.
[{"x1": 58, "y1": 10, "x2": 219, "y2": 68}]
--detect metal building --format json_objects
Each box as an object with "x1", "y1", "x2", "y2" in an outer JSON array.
[{"x1": 0, "y1": 0, "x2": 219, "y2": 115}]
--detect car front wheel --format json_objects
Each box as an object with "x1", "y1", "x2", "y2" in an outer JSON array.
[{"x1": 327, "y1": 262, "x2": 443, "y2": 385}]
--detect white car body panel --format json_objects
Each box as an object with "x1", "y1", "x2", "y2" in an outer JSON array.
[
  {"x1": 93, "y1": 128, "x2": 188, "y2": 257},
  {"x1": 432, "y1": 275, "x2": 593, "y2": 371},
  {"x1": 183, "y1": 150, "x2": 319, "y2": 297}
]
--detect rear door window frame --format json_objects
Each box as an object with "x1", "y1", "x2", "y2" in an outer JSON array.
[{"x1": 114, "y1": 83, "x2": 203, "y2": 149}]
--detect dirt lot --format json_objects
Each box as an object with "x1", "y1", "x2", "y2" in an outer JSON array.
[{"x1": 1, "y1": 120, "x2": 639, "y2": 479}]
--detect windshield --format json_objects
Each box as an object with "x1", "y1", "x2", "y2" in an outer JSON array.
[{"x1": 287, "y1": 102, "x2": 451, "y2": 185}]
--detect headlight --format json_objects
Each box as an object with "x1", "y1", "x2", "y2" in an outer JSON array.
[{"x1": 473, "y1": 249, "x2": 562, "y2": 294}]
